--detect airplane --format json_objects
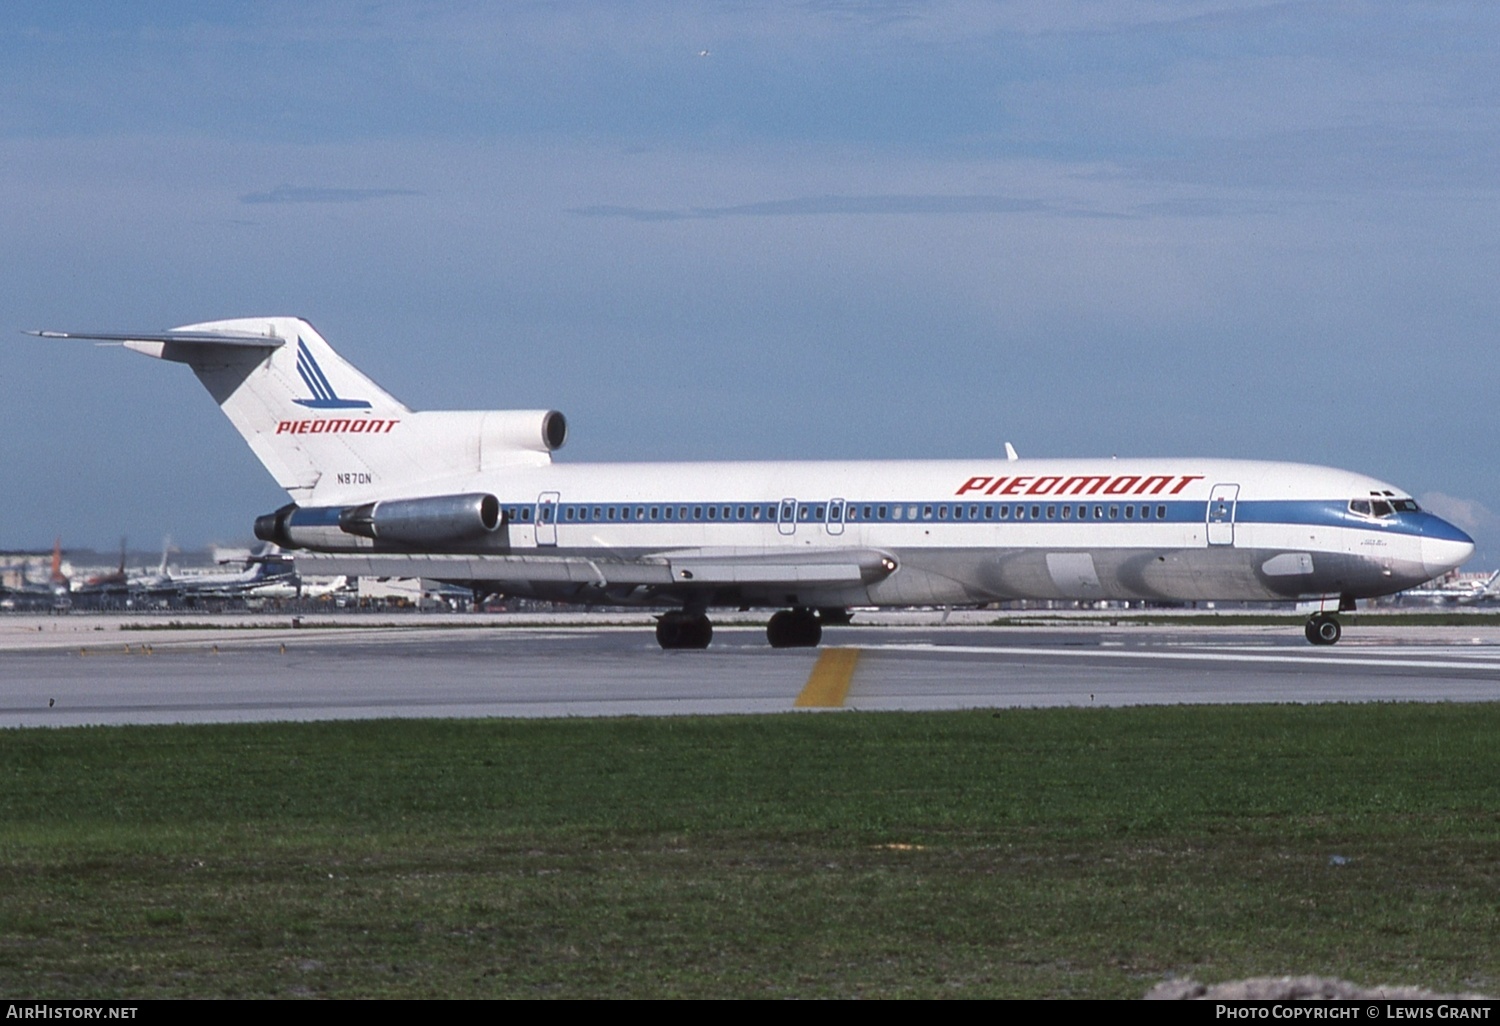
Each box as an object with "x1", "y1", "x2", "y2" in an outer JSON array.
[
  {"x1": 32, "y1": 316, "x2": 1475, "y2": 648},
  {"x1": 109, "y1": 541, "x2": 296, "y2": 604},
  {"x1": 1399, "y1": 569, "x2": 1500, "y2": 605},
  {"x1": 74, "y1": 538, "x2": 131, "y2": 599},
  {"x1": 161, "y1": 545, "x2": 297, "y2": 601},
  {"x1": 0, "y1": 537, "x2": 72, "y2": 611}
]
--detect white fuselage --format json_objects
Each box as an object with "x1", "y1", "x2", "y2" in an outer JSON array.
[{"x1": 289, "y1": 456, "x2": 1474, "y2": 610}]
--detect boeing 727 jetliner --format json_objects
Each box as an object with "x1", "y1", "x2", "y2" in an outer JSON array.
[{"x1": 34, "y1": 317, "x2": 1474, "y2": 648}]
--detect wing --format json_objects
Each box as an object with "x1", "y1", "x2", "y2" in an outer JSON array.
[{"x1": 292, "y1": 547, "x2": 897, "y2": 589}]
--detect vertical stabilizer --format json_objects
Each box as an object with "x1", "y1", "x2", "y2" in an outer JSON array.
[
  {"x1": 160, "y1": 317, "x2": 410, "y2": 501},
  {"x1": 37, "y1": 317, "x2": 566, "y2": 505}
]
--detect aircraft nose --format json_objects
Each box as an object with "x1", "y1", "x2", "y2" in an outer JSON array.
[{"x1": 1421, "y1": 528, "x2": 1475, "y2": 579}]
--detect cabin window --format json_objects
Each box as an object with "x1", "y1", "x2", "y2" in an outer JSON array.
[
  {"x1": 1125, "y1": 506, "x2": 1134, "y2": 519},
  {"x1": 1061, "y1": 506, "x2": 1071, "y2": 520},
  {"x1": 566, "y1": 507, "x2": 576, "y2": 521},
  {"x1": 1014, "y1": 505, "x2": 1025, "y2": 520},
  {"x1": 1094, "y1": 506, "x2": 1103, "y2": 520},
  {"x1": 1109, "y1": 505, "x2": 1118, "y2": 519},
  {"x1": 1157, "y1": 505, "x2": 1167, "y2": 519},
  {"x1": 938, "y1": 505, "x2": 948, "y2": 520}
]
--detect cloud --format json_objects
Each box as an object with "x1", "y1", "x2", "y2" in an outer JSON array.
[
  {"x1": 240, "y1": 185, "x2": 421, "y2": 205},
  {"x1": 572, "y1": 193, "x2": 1047, "y2": 220},
  {"x1": 1419, "y1": 492, "x2": 1498, "y2": 534}
]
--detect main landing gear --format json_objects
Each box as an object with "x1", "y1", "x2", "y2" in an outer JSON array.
[
  {"x1": 766, "y1": 608, "x2": 822, "y2": 649},
  {"x1": 1304, "y1": 613, "x2": 1342, "y2": 646},
  {"x1": 654, "y1": 607, "x2": 838, "y2": 650},
  {"x1": 655, "y1": 610, "x2": 713, "y2": 650}
]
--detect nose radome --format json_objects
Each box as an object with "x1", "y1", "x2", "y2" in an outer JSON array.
[{"x1": 1422, "y1": 533, "x2": 1475, "y2": 579}]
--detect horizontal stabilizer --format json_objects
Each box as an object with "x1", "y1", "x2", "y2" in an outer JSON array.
[{"x1": 27, "y1": 329, "x2": 285, "y2": 349}]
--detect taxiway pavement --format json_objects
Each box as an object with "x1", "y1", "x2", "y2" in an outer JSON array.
[{"x1": 3, "y1": 613, "x2": 1498, "y2": 727}]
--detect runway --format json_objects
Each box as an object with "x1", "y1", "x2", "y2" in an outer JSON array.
[{"x1": 4, "y1": 612, "x2": 1500, "y2": 728}]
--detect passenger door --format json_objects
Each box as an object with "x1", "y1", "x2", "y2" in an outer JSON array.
[
  {"x1": 1206, "y1": 483, "x2": 1239, "y2": 546},
  {"x1": 536, "y1": 491, "x2": 560, "y2": 546}
]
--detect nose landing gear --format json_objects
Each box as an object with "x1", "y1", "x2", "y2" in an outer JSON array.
[{"x1": 1305, "y1": 613, "x2": 1342, "y2": 646}]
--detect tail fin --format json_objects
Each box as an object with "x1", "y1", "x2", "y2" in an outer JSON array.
[
  {"x1": 37, "y1": 317, "x2": 566, "y2": 504},
  {"x1": 49, "y1": 537, "x2": 65, "y2": 585},
  {"x1": 171, "y1": 317, "x2": 412, "y2": 501}
]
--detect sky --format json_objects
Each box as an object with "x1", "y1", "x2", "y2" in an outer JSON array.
[{"x1": 2, "y1": 1, "x2": 1498, "y2": 565}]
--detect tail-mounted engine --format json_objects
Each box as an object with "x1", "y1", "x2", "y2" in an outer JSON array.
[{"x1": 255, "y1": 492, "x2": 504, "y2": 551}]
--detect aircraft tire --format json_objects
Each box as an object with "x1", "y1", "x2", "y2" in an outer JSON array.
[
  {"x1": 767, "y1": 609, "x2": 822, "y2": 648},
  {"x1": 1305, "y1": 614, "x2": 1341, "y2": 646},
  {"x1": 656, "y1": 612, "x2": 713, "y2": 650}
]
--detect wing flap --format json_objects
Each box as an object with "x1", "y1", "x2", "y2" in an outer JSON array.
[{"x1": 294, "y1": 548, "x2": 896, "y2": 587}]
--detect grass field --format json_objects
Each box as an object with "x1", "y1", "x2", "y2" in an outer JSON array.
[{"x1": 2, "y1": 705, "x2": 1498, "y2": 998}]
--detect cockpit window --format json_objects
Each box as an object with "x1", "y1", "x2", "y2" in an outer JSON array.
[{"x1": 1350, "y1": 496, "x2": 1418, "y2": 518}]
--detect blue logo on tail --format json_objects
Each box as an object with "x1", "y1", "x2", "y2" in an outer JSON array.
[{"x1": 292, "y1": 338, "x2": 372, "y2": 409}]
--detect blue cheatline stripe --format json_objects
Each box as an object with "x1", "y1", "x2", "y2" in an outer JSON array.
[
  {"x1": 282, "y1": 497, "x2": 1466, "y2": 543},
  {"x1": 288, "y1": 506, "x2": 346, "y2": 527}
]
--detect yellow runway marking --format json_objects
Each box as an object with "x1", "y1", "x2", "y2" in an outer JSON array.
[{"x1": 794, "y1": 647, "x2": 861, "y2": 708}]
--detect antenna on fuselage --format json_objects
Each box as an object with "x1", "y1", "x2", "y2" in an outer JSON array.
[{"x1": 1004, "y1": 442, "x2": 1019, "y2": 461}]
